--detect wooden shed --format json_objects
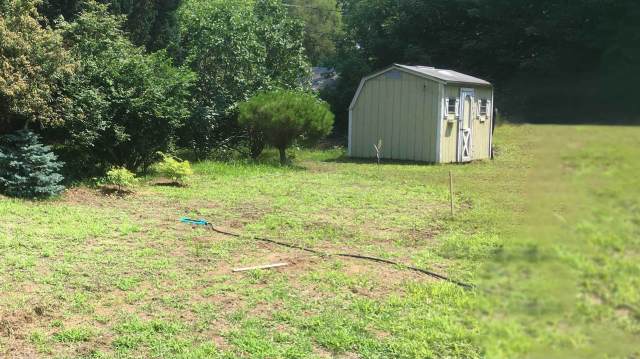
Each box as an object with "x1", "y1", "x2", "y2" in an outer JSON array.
[{"x1": 348, "y1": 64, "x2": 493, "y2": 163}]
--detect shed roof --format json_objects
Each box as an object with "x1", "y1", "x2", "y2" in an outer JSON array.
[
  {"x1": 349, "y1": 64, "x2": 491, "y2": 110},
  {"x1": 394, "y1": 64, "x2": 491, "y2": 86}
]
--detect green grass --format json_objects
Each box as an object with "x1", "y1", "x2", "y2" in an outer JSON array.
[
  {"x1": 1, "y1": 124, "x2": 639, "y2": 358},
  {"x1": 478, "y1": 125, "x2": 640, "y2": 358}
]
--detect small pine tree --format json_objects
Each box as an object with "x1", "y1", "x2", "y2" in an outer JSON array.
[{"x1": 0, "y1": 130, "x2": 65, "y2": 198}]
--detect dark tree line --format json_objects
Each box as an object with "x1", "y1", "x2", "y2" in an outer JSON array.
[{"x1": 324, "y1": 0, "x2": 640, "y2": 128}]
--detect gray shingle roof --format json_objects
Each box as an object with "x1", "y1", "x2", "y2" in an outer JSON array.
[{"x1": 394, "y1": 64, "x2": 491, "y2": 86}]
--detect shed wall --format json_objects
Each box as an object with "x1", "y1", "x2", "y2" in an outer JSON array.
[
  {"x1": 350, "y1": 71, "x2": 440, "y2": 162},
  {"x1": 471, "y1": 86, "x2": 493, "y2": 160}
]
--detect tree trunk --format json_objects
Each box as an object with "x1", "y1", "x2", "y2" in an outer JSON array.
[
  {"x1": 248, "y1": 128, "x2": 264, "y2": 159},
  {"x1": 192, "y1": 144, "x2": 201, "y2": 162},
  {"x1": 250, "y1": 137, "x2": 265, "y2": 159},
  {"x1": 278, "y1": 147, "x2": 287, "y2": 165}
]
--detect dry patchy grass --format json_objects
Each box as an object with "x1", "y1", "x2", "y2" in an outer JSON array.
[{"x1": 1, "y1": 124, "x2": 639, "y2": 358}]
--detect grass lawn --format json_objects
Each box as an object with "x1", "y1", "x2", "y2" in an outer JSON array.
[{"x1": 1, "y1": 124, "x2": 639, "y2": 358}]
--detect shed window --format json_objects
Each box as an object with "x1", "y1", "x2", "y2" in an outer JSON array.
[
  {"x1": 479, "y1": 99, "x2": 488, "y2": 116},
  {"x1": 447, "y1": 97, "x2": 458, "y2": 115},
  {"x1": 385, "y1": 70, "x2": 401, "y2": 79}
]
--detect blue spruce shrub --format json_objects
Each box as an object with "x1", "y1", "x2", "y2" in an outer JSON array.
[{"x1": 0, "y1": 130, "x2": 65, "y2": 198}]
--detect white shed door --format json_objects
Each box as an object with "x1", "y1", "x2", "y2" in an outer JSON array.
[{"x1": 458, "y1": 89, "x2": 474, "y2": 162}]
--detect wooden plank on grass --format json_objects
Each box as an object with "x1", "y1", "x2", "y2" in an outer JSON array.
[{"x1": 232, "y1": 262, "x2": 289, "y2": 272}]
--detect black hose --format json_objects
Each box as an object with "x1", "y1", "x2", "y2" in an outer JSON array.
[{"x1": 205, "y1": 224, "x2": 474, "y2": 290}]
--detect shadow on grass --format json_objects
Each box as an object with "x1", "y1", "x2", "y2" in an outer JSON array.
[
  {"x1": 235, "y1": 152, "x2": 307, "y2": 171},
  {"x1": 99, "y1": 186, "x2": 134, "y2": 197},
  {"x1": 323, "y1": 154, "x2": 441, "y2": 166},
  {"x1": 152, "y1": 180, "x2": 187, "y2": 188}
]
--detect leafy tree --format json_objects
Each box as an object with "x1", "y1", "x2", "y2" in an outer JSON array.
[
  {"x1": 121, "y1": 0, "x2": 182, "y2": 52},
  {"x1": 39, "y1": 0, "x2": 83, "y2": 20},
  {"x1": 238, "y1": 90, "x2": 334, "y2": 164},
  {"x1": 176, "y1": 0, "x2": 310, "y2": 158},
  {"x1": 0, "y1": 0, "x2": 75, "y2": 135},
  {"x1": 54, "y1": 1, "x2": 194, "y2": 175},
  {"x1": 39, "y1": 0, "x2": 182, "y2": 51},
  {"x1": 0, "y1": 130, "x2": 65, "y2": 198},
  {"x1": 286, "y1": 0, "x2": 343, "y2": 65}
]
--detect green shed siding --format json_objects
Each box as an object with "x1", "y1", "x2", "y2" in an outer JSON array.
[
  {"x1": 472, "y1": 86, "x2": 493, "y2": 160},
  {"x1": 350, "y1": 71, "x2": 440, "y2": 162},
  {"x1": 440, "y1": 85, "x2": 461, "y2": 163}
]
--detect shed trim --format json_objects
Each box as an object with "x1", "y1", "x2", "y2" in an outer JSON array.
[
  {"x1": 446, "y1": 81, "x2": 492, "y2": 87},
  {"x1": 488, "y1": 88, "x2": 494, "y2": 158},
  {"x1": 436, "y1": 83, "x2": 443, "y2": 163},
  {"x1": 348, "y1": 109, "x2": 353, "y2": 156},
  {"x1": 396, "y1": 64, "x2": 492, "y2": 86}
]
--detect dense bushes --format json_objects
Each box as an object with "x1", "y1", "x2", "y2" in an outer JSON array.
[
  {"x1": 0, "y1": 0, "x2": 321, "y2": 198},
  {"x1": 238, "y1": 90, "x2": 334, "y2": 164},
  {"x1": 0, "y1": 131, "x2": 65, "y2": 198},
  {"x1": 52, "y1": 2, "x2": 194, "y2": 175}
]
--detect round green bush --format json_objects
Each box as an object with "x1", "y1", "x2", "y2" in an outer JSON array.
[{"x1": 238, "y1": 90, "x2": 334, "y2": 164}]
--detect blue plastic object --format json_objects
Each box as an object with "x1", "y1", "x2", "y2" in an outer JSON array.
[{"x1": 180, "y1": 217, "x2": 209, "y2": 226}]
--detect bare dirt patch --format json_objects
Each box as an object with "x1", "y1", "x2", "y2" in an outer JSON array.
[
  {"x1": 404, "y1": 226, "x2": 442, "y2": 246},
  {"x1": 0, "y1": 309, "x2": 46, "y2": 359},
  {"x1": 0, "y1": 310, "x2": 34, "y2": 338}
]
